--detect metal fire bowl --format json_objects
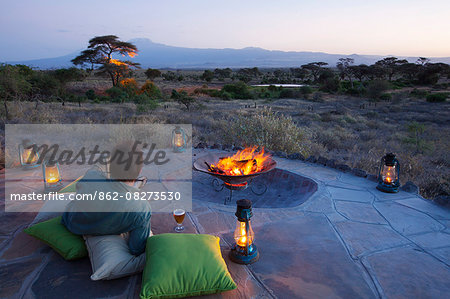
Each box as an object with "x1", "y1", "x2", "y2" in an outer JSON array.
[{"x1": 193, "y1": 152, "x2": 277, "y2": 185}]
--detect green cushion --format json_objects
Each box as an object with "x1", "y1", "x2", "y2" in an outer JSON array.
[
  {"x1": 140, "y1": 234, "x2": 236, "y2": 299},
  {"x1": 24, "y1": 216, "x2": 88, "y2": 260},
  {"x1": 59, "y1": 175, "x2": 84, "y2": 193}
]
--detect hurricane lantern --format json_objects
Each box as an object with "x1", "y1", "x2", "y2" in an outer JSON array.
[
  {"x1": 229, "y1": 199, "x2": 259, "y2": 264},
  {"x1": 18, "y1": 140, "x2": 39, "y2": 169},
  {"x1": 42, "y1": 160, "x2": 62, "y2": 192},
  {"x1": 172, "y1": 126, "x2": 187, "y2": 153},
  {"x1": 376, "y1": 153, "x2": 400, "y2": 193}
]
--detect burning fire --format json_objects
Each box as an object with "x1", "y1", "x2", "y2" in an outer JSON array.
[{"x1": 207, "y1": 147, "x2": 271, "y2": 176}]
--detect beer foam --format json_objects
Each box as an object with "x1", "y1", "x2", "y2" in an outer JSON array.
[{"x1": 173, "y1": 209, "x2": 185, "y2": 215}]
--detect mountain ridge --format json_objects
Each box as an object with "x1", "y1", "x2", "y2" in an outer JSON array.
[{"x1": 5, "y1": 38, "x2": 450, "y2": 69}]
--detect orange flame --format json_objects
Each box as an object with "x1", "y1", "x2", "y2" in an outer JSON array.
[
  {"x1": 128, "y1": 51, "x2": 137, "y2": 58},
  {"x1": 210, "y1": 147, "x2": 270, "y2": 176}
]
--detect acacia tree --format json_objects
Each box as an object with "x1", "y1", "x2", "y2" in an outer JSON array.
[
  {"x1": 72, "y1": 35, "x2": 140, "y2": 86},
  {"x1": 301, "y1": 62, "x2": 328, "y2": 82},
  {"x1": 374, "y1": 57, "x2": 407, "y2": 81},
  {"x1": 336, "y1": 58, "x2": 354, "y2": 87}
]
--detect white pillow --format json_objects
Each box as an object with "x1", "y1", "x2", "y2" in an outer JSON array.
[{"x1": 84, "y1": 231, "x2": 152, "y2": 280}]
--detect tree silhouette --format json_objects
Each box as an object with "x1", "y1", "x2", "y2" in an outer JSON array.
[
  {"x1": 336, "y1": 58, "x2": 354, "y2": 87},
  {"x1": 72, "y1": 35, "x2": 140, "y2": 86},
  {"x1": 301, "y1": 62, "x2": 328, "y2": 82},
  {"x1": 374, "y1": 57, "x2": 407, "y2": 81}
]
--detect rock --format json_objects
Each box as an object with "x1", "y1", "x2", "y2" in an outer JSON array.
[
  {"x1": 210, "y1": 143, "x2": 222, "y2": 149},
  {"x1": 317, "y1": 156, "x2": 327, "y2": 165},
  {"x1": 233, "y1": 145, "x2": 243, "y2": 151},
  {"x1": 400, "y1": 181, "x2": 419, "y2": 194},
  {"x1": 325, "y1": 159, "x2": 336, "y2": 168},
  {"x1": 367, "y1": 174, "x2": 378, "y2": 182},
  {"x1": 221, "y1": 144, "x2": 231, "y2": 150},
  {"x1": 433, "y1": 195, "x2": 450, "y2": 207},
  {"x1": 306, "y1": 156, "x2": 317, "y2": 163},
  {"x1": 287, "y1": 153, "x2": 305, "y2": 160},
  {"x1": 275, "y1": 151, "x2": 287, "y2": 158},
  {"x1": 335, "y1": 164, "x2": 351, "y2": 173},
  {"x1": 351, "y1": 168, "x2": 367, "y2": 178}
]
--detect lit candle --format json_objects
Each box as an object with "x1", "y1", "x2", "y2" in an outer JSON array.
[{"x1": 22, "y1": 148, "x2": 38, "y2": 164}]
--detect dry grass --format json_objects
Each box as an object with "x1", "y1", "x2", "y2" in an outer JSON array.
[{"x1": 1, "y1": 83, "x2": 449, "y2": 199}]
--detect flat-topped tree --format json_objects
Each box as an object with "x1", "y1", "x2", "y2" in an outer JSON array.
[
  {"x1": 301, "y1": 62, "x2": 328, "y2": 82},
  {"x1": 72, "y1": 35, "x2": 140, "y2": 86}
]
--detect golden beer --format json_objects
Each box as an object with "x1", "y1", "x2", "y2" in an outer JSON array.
[{"x1": 173, "y1": 209, "x2": 186, "y2": 225}]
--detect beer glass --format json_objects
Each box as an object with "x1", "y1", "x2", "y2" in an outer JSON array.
[{"x1": 173, "y1": 209, "x2": 185, "y2": 232}]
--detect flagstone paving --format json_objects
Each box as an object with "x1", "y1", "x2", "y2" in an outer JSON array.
[{"x1": 0, "y1": 149, "x2": 449, "y2": 299}]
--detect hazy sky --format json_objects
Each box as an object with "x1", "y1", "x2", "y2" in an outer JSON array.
[{"x1": 1, "y1": 0, "x2": 449, "y2": 61}]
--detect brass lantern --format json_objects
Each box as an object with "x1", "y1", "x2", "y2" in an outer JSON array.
[
  {"x1": 229, "y1": 199, "x2": 259, "y2": 264},
  {"x1": 42, "y1": 160, "x2": 62, "y2": 192},
  {"x1": 18, "y1": 139, "x2": 39, "y2": 169},
  {"x1": 172, "y1": 126, "x2": 187, "y2": 153},
  {"x1": 376, "y1": 153, "x2": 400, "y2": 193}
]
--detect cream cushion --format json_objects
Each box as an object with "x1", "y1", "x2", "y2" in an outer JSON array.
[{"x1": 84, "y1": 231, "x2": 152, "y2": 280}]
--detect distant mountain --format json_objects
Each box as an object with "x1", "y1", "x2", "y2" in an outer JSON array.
[{"x1": 6, "y1": 38, "x2": 450, "y2": 69}]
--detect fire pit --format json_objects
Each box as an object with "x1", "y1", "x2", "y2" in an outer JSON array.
[{"x1": 193, "y1": 147, "x2": 277, "y2": 204}]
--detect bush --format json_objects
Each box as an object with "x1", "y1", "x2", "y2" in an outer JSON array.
[
  {"x1": 279, "y1": 89, "x2": 294, "y2": 98},
  {"x1": 144, "y1": 68, "x2": 161, "y2": 80},
  {"x1": 223, "y1": 108, "x2": 312, "y2": 156},
  {"x1": 136, "y1": 102, "x2": 158, "y2": 113},
  {"x1": 221, "y1": 91, "x2": 232, "y2": 100},
  {"x1": 410, "y1": 88, "x2": 428, "y2": 98},
  {"x1": 119, "y1": 78, "x2": 139, "y2": 96},
  {"x1": 106, "y1": 86, "x2": 128, "y2": 103},
  {"x1": 379, "y1": 93, "x2": 392, "y2": 101},
  {"x1": 426, "y1": 93, "x2": 448, "y2": 103},
  {"x1": 85, "y1": 89, "x2": 96, "y2": 100},
  {"x1": 367, "y1": 80, "x2": 390, "y2": 100},
  {"x1": 222, "y1": 81, "x2": 253, "y2": 99},
  {"x1": 29, "y1": 72, "x2": 61, "y2": 97},
  {"x1": 300, "y1": 85, "x2": 313, "y2": 95},
  {"x1": 162, "y1": 71, "x2": 177, "y2": 81},
  {"x1": 319, "y1": 77, "x2": 339, "y2": 92},
  {"x1": 140, "y1": 80, "x2": 162, "y2": 99}
]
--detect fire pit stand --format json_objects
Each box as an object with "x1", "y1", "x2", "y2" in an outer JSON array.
[
  {"x1": 193, "y1": 152, "x2": 276, "y2": 205},
  {"x1": 211, "y1": 178, "x2": 268, "y2": 205}
]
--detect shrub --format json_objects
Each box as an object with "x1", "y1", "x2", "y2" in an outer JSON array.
[
  {"x1": 29, "y1": 72, "x2": 61, "y2": 97},
  {"x1": 140, "y1": 80, "x2": 162, "y2": 99},
  {"x1": 162, "y1": 71, "x2": 177, "y2": 81},
  {"x1": 279, "y1": 89, "x2": 294, "y2": 98},
  {"x1": 410, "y1": 88, "x2": 428, "y2": 98},
  {"x1": 106, "y1": 86, "x2": 129, "y2": 103},
  {"x1": 136, "y1": 101, "x2": 158, "y2": 113},
  {"x1": 144, "y1": 68, "x2": 161, "y2": 80},
  {"x1": 222, "y1": 81, "x2": 253, "y2": 99},
  {"x1": 426, "y1": 93, "x2": 448, "y2": 103},
  {"x1": 171, "y1": 89, "x2": 196, "y2": 110},
  {"x1": 319, "y1": 77, "x2": 339, "y2": 92},
  {"x1": 379, "y1": 93, "x2": 392, "y2": 101},
  {"x1": 299, "y1": 85, "x2": 313, "y2": 95},
  {"x1": 223, "y1": 108, "x2": 312, "y2": 156},
  {"x1": 119, "y1": 78, "x2": 139, "y2": 96},
  {"x1": 367, "y1": 80, "x2": 390, "y2": 100},
  {"x1": 0, "y1": 64, "x2": 32, "y2": 101},
  {"x1": 85, "y1": 89, "x2": 96, "y2": 100},
  {"x1": 221, "y1": 91, "x2": 232, "y2": 100},
  {"x1": 201, "y1": 70, "x2": 214, "y2": 82}
]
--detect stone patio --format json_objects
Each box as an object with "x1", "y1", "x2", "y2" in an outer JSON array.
[{"x1": 0, "y1": 148, "x2": 449, "y2": 298}]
